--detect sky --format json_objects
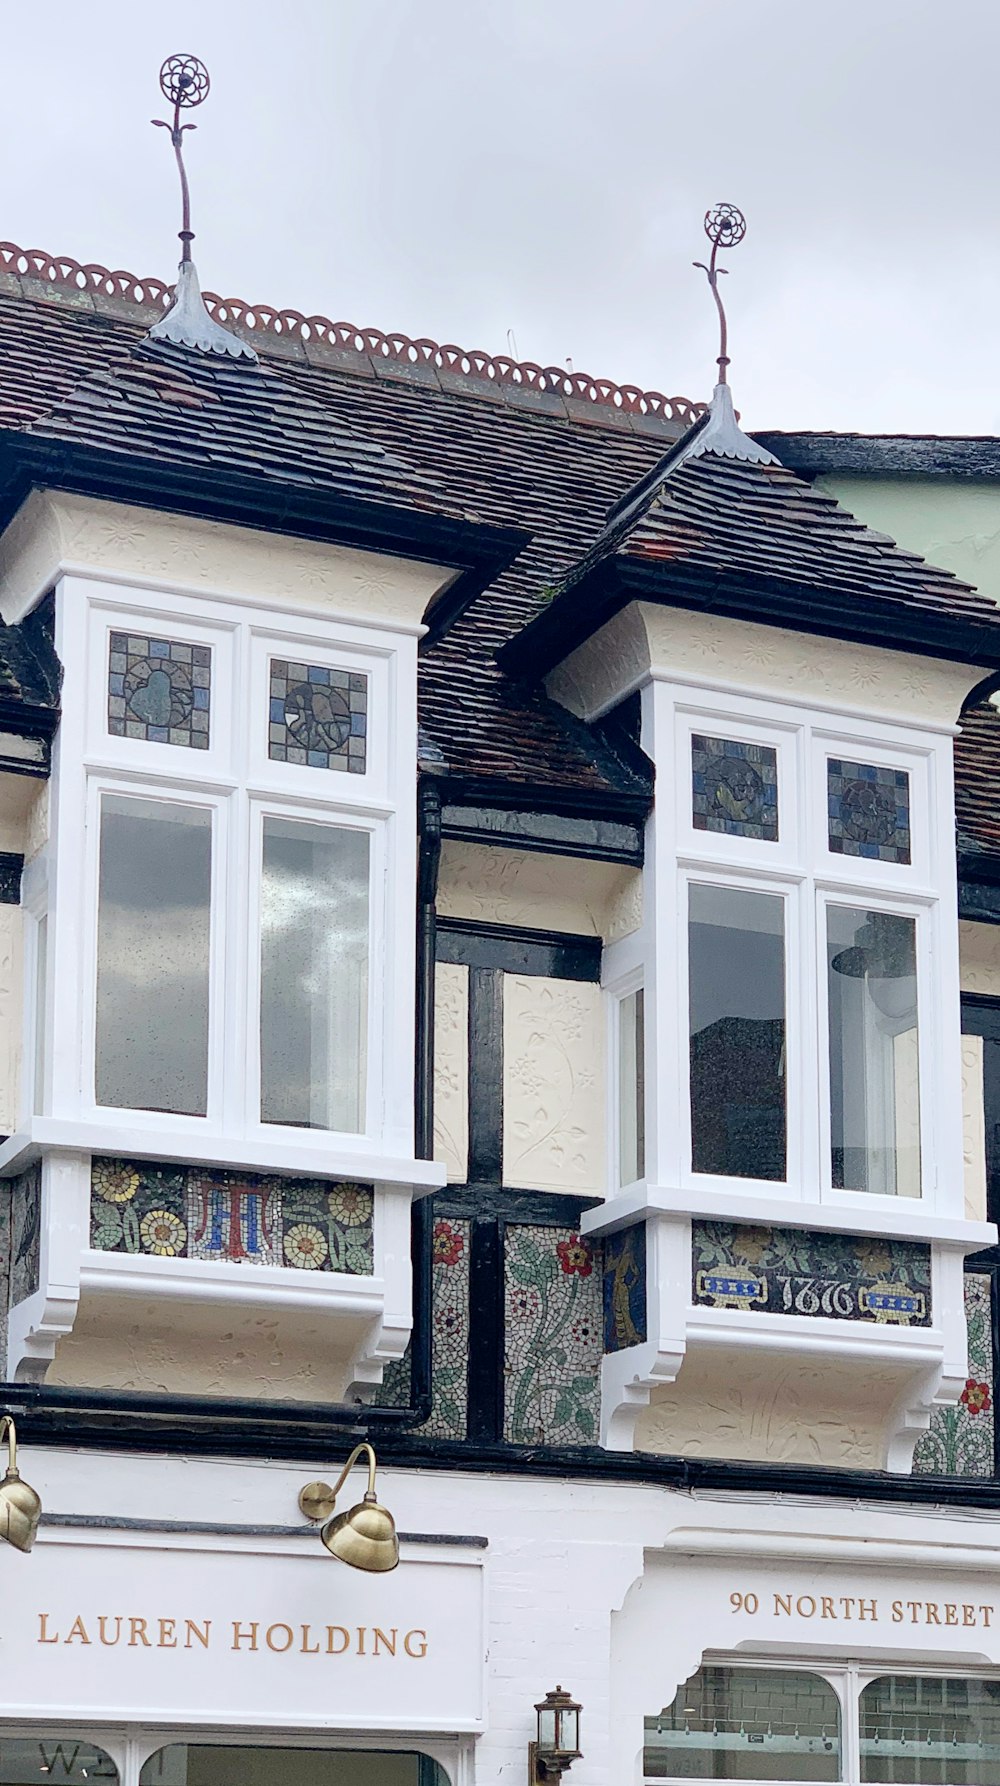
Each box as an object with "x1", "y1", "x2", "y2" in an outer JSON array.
[{"x1": 3, "y1": 0, "x2": 999, "y2": 436}]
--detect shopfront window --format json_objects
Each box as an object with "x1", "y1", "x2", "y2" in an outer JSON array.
[
  {"x1": 644, "y1": 1664, "x2": 841, "y2": 1780},
  {"x1": 140, "y1": 1747, "x2": 448, "y2": 1786},
  {"x1": 859, "y1": 1675, "x2": 1000, "y2": 1783},
  {"x1": 0, "y1": 1740, "x2": 118, "y2": 1786}
]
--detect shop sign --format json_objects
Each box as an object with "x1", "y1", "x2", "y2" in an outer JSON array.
[{"x1": 0, "y1": 1530, "x2": 486, "y2": 1732}]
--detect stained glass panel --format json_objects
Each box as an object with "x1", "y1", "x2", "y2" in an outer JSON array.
[
  {"x1": 692, "y1": 734, "x2": 779, "y2": 841},
  {"x1": 108, "y1": 632, "x2": 211, "y2": 749},
  {"x1": 503, "y1": 1224, "x2": 602, "y2": 1445},
  {"x1": 268, "y1": 658, "x2": 368, "y2": 773},
  {"x1": 604, "y1": 1223, "x2": 646, "y2": 1350},
  {"x1": 828, "y1": 757, "x2": 911, "y2": 864}
]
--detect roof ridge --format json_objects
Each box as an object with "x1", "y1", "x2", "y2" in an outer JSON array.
[{"x1": 0, "y1": 240, "x2": 706, "y2": 434}]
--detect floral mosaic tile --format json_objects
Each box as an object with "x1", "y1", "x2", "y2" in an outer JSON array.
[
  {"x1": 268, "y1": 659, "x2": 367, "y2": 773},
  {"x1": 376, "y1": 1216, "x2": 471, "y2": 1439},
  {"x1": 913, "y1": 1273, "x2": 995, "y2": 1477},
  {"x1": 8, "y1": 1163, "x2": 41, "y2": 1307},
  {"x1": 692, "y1": 734, "x2": 779, "y2": 842},
  {"x1": 504, "y1": 1224, "x2": 603, "y2": 1445},
  {"x1": 604, "y1": 1223, "x2": 647, "y2": 1351},
  {"x1": 692, "y1": 1221, "x2": 932, "y2": 1326},
  {"x1": 108, "y1": 632, "x2": 211, "y2": 749},
  {"x1": 90, "y1": 1159, "x2": 373, "y2": 1273},
  {"x1": 827, "y1": 758, "x2": 911, "y2": 864}
]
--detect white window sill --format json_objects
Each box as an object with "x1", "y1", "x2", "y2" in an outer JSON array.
[
  {"x1": 0, "y1": 1117, "x2": 446, "y2": 1193},
  {"x1": 582, "y1": 1181, "x2": 996, "y2": 1250},
  {"x1": 80, "y1": 1247, "x2": 386, "y2": 1315}
]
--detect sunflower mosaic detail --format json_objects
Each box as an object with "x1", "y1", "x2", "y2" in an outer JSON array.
[{"x1": 89, "y1": 1159, "x2": 374, "y2": 1274}]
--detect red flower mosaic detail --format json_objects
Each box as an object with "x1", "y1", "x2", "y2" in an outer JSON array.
[
  {"x1": 557, "y1": 1234, "x2": 593, "y2": 1277},
  {"x1": 433, "y1": 1220, "x2": 465, "y2": 1267},
  {"x1": 961, "y1": 1378, "x2": 992, "y2": 1416}
]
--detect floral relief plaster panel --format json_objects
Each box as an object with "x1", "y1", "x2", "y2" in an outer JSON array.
[
  {"x1": 503, "y1": 975, "x2": 606, "y2": 1194},
  {"x1": 434, "y1": 963, "x2": 469, "y2": 1183},
  {"x1": 0, "y1": 490, "x2": 455, "y2": 629},
  {"x1": 437, "y1": 840, "x2": 636, "y2": 941},
  {"x1": 962, "y1": 1035, "x2": 988, "y2": 1222},
  {"x1": 633, "y1": 1347, "x2": 889, "y2": 1468},
  {"x1": 547, "y1": 601, "x2": 982, "y2": 727},
  {"x1": 960, "y1": 920, "x2": 1000, "y2": 995}
]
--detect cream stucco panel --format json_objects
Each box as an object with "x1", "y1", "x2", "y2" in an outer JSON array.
[
  {"x1": 0, "y1": 490, "x2": 457, "y2": 630},
  {"x1": 0, "y1": 906, "x2": 23, "y2": 1135},
  {"x1": 959, "y1": 919, "x2": 1000, "y2": 994},
  {"x1": 634, "y1": 1346, "x2": 896, "y2": 1468},
  {"x1": 438, "y1": 840, "x2": 639, "y2": 940},
  {"x1": 962, "y1": 1035, "x2": 988, "y2": 1222},
  {"x1": 503, "y1": 974, "x2": 606, "y2": 1194},
  {"x1": 434, "y1": 962, "x2": 469, "y2": 1184},
  {"x1": 547, "y1": 601, "x2": 984, "y2": 727}
]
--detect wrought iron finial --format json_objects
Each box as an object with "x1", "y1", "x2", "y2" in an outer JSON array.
[
  {"x1": 693, "y1": 203, "x2": 747, "y2": 386},
  {"x1": 152, "y1": 55, "x2": 211, "y2": 264}
]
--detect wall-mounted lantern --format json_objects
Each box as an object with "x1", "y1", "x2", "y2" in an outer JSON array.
[
  {"x1": 530, "y1": 1685, "x2": 582, "y2": 1780},
  {"x1": 0, "y1": 1414, "x2": 41, "y2": 1553}
]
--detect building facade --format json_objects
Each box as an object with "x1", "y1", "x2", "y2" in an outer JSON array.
[{"x1": 2, "y1": 241, "x2": 1000, "y2": 1786}]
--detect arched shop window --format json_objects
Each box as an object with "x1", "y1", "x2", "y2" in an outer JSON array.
[
  {"x1": 644, "y1": 1666, "x2": 1000, "y2": 1783},
  {"x1": 644, "y1": 1664, "x2": 841, "y2": 1780},
  {"x1": 0, "y1": 1741, "x2": 119, "y2": 1786},
  {"x1": 139, "y1": 1748, "x2": 449, "y2": 1786}
]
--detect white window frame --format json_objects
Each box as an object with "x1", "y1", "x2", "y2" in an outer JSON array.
[{"x1": 604, "y1": 927, "x2": 646, "y2": 1194}]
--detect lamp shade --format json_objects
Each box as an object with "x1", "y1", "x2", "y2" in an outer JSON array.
[
  {"x1": 0, "y1": 1418, "x2": 41, "y2": 1553},
  {"x1": 321, "y1": 1491, "x2": 399, "y2": 1572},
  {"x1": 535, "y1": 1686, "x2": 582, "y2": 1762}
]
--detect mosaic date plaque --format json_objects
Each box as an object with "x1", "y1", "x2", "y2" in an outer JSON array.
[{"x1": 692, "y1": 1221, "x2": 931, "y2": 1326}]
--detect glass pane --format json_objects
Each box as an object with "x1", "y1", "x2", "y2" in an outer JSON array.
[
  {"x1": 644, "y1": 1665, "x2": 841, "y2": 1780},
  {"x1": 33, "y1": 913, "x2": 47, "y2": 1115},
  {"x1": 619, "y1": 987, "x2": 645, "y2": 1185},
  {"x1": 689, "y1": 883, "x2": 786, "y2": 1181},
  {"x1": 0, "y1": 1738, "x2": 118, "y2": 1786},
  {"x1": 827, "y1": 906, "x2": 921, "y2": 1196},
  {"x1": 96, "y1": 795, "x2": 211, "y2": 1115},
  {"x1": 860, "y1": 1675, "x2": 1000, "y2": 1783},
  {"x1": 140, "y1": 1747, "x2": 448, "y2": 1786},
  {"x1": 260, "y1": 817, "x2": 370, "y2": 1131}
]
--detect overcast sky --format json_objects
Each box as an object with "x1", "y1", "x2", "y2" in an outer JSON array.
[{"x1": 4, "y1": 1, "x2": 998, "y2": 436}]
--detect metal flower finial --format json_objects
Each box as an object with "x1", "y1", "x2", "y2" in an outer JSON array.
[
  {"x1": 152, "y1": 55, "x2": 211, "y2": 264},
  {"x1": 693, "y1": 203, "x2": 747, "y2": 386}
]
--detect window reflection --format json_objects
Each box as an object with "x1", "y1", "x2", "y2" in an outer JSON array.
[
  {"x1": 0, "y1": 1739, "x2": 118, "y2": 1786},
  {"x1": 644, "y1": 1665, "x2": 841, "y2": 1780},
  {"x1": 140, "y1": 1746, "x2": 449, "y2": 1786},
  {"x1": 619, "y1": 987, "x2": 645, "y2": 1186},
  {"x1": 689, "y1": 884, "x2": 787, "y2": 1181},
  {"x1": 860, "y1": 1675, "x2": 1000, "y2": 1783},
  {"x1": 827, "y1": 907, "x2": 921, "y2": 1197}
]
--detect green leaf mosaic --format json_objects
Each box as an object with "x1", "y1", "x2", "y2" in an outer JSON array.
[
  {"x1": 504, "y1": 1225, "x2": 602, "y2": 1445},
  {"x1": 913, "y1": 1274, "x2": 995, "y2": 1477}
]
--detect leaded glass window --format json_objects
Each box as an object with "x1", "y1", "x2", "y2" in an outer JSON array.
[
  {"x1": 644, "y1": 1665, "x2": 841, "y2": 1780},
  {"x1": 692, "y1": 734, "x2": 779, "y2": 842},
  {"x1": 828, "y1": 758, "x2": 911, "y2": 864},
  {"x1": 268, "y1": 658, "x2": 368, "y2": 772},
  {"x1": 689, "y1": 883, "x2": 787, "y2": 1181},
  {"x1": 108, "y1": 631, "x2": 211, "y2": 748}
]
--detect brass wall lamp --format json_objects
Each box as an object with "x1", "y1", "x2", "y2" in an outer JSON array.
[
  {"x1": 0, "y1": 1414, "x2": 42, "y2": 1553},
  {"x1": 530, "y1": 1686, "x2": 582, "y2": 1781},
  {"x1": 298, "y1": 1442, "x2": 399, "y2": 1572}
]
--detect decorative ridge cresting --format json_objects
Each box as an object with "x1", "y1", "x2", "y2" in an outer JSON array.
[{"x1": 0, "y1": 241, "x2": 705, "y2": 429}]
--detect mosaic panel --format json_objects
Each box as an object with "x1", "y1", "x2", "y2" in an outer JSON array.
[
  {"x1": 90, "y1": 1159, "x2": 373, "y2": 1273},
  {"x1": 827, "y1": 757, "x2": 911, "y2": 863},
  {"x1": 691, "y1": 734, "x2": 779, "y2": 842},
  {"x1": 108, "y1": 632, "x2": 211, "y2": 749},
  {"x1": 8, "y1": 1163, "x2": 42, "y2": 1307},
  {"x1": 692, "y1": 1221, "x2": 932, "y2": 1326},
  {"x1": 504, "y1": 1224, "x2": 603, "y2": 1445},
  {"x1": 603, "y1": 1223, "x2": 647, "y2": 1351},
  {"x1": 376, "y1": 1216, "x2": 471, "y2": 1439},
  {"x1": 268, "y1": 659, "x2": 368, "y2": 773},
  {"x1": 913, "y1": 1273, "x2": 995, "y2": 1477}
]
